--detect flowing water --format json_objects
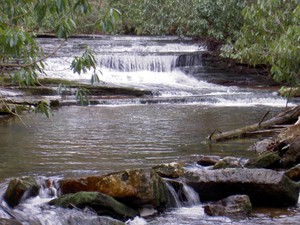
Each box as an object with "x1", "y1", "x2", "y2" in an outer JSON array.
[{"x1": 0, "y1": 35, "x2": 298, "y2": 224}]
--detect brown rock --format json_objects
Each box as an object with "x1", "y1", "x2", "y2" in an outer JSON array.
[
  {"x1": 197, "y1": 155, "x2": 220, "y2": 166},
  {"x1": 58, "y1": 169, "x2": 169, "y2": 208},
  {"x1": 153, "y1": 162, "x2": 184, "y2": 178},
  {"x1": 204, "y1": 195, "x2": 252, "y2": 217}
]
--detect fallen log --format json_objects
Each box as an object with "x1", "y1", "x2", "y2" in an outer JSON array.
[{"x1": 208, "y1": 105, "x2": 300, "y2": 142}]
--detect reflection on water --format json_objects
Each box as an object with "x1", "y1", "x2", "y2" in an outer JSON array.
[{"x1": 0, "y1": 104, "x2": 282, "y2": 179}]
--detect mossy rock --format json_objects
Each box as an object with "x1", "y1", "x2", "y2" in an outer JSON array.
[
  {"x1": 49, "y1": 191, "x2": 138, "y2": 220},
  {"x1": 4, "y1": 176, "x2": 39, "y2": 207},
  {"x1": 245, "y1": 152, "x2": 281, "y2": 169}
]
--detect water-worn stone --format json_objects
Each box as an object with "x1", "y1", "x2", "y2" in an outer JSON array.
[
  {"x1": 4, "y1": 176, "x2": 39, "y2": 208},
  {"x1": 58, "y1": 169, "x2": 169, "y2": 209},
  {"x1": 197, "y1": 155, "x2": 220, "y2": 166},
  {"x1": 153, "y1": 163, "x2": 184, "y2": 178},
  {"x1": 285, "y1": 164, "x2": 300, "y2": 182},
  {"x1": 49, "y1": 191, "x2": 138, "y2": 220},
  {"x1": 0, "y1": 219, "x2": 23, "y2": 225},
  {"x1": 213, "y1": 157, "x2": 244, "y2": 169},
  {"x1": 183, "y1": 168, "x2": 299, "y2": 207},
  {"x1": 245, "y1": 152, "x2": 281, "y2": 169},
  {"x1": 204, "y1": 195, "x2": 252, "y2": 217}
]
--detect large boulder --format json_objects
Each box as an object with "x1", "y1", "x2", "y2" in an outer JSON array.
[
  {"x1": 58, "y1": 169, "x2": 169, "y2": 209},
  {"x1": 4, "y1": 177, "x2": 39, "y2": 208},
  {"x1": 204, "y1": 195, "x2": 252, "y2": 217},
  {"x1": 183, "y1": 168, "x2": 299, "y2": 207},
  {"x1": 49, "y1": 191, "x2": 138, "y2": 220}
]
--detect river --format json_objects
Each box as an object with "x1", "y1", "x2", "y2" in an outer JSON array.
[{"x1": 0, "y1": 35, "x2": 298, "y2": 224}]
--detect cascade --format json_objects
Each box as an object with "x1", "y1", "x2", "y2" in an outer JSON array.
[
  {"x1": 164, "y1": 180, "x2": 200, "y2": 208},
  {"x1": 40, "y1": 36, "x2": 289, "y2": 107}
]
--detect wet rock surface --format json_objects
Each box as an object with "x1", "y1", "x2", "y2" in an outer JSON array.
[
  {"x1": 197, "y1": 155, "x2": 220, "y2": 166},
  {"x1": 212, "y1": 157, "x2": 244, "y2": 169},
  {"x1": 183, "y1": 168, "x2": 299, "y2": 207},
  {"x1": 4, "y1": 177, "x2": 39, "y2": 208},
  {"x1": 58, "y1": 169, "x2": 169, "y2": 209},
  {"x1": 153, "y1": 163, "x2": 184, "y2": 178},
  {"x1": 49, "y1": 191, "x2": 138, "y2": 220},
  {"x1": 204, "y1": 195, "x2": 252, "y2": 217}
]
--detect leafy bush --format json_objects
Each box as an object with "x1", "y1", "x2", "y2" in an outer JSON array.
[
  {"x1": 108, "y1": 0, "x2": 245, "y2": 42},
  {"x1": 232, "y1": 0, "x2": 300, "y2": 84}
]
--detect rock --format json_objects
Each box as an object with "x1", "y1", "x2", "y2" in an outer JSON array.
[
  {"x1": 249, "y1": 138, "x2": 275, "y2": 154},
  {"x1": 49, "y1": 191, "x2": 138, "y2": 220},
  {"x1": 58, "y1": 169, "x2": 169, "y2": 209},
  {"x1": 197, "y1": 155, "x2": 220, "y2": 166},
  {"x1": 153, "y1": 163, "x2": 184, "y2": 178},
  {"x1": 213, "y1": 157, "x2": 244, "y2": 169},
  {"x1": 204, "y1": 195, "x2": 252, "y2": 217},
  {"x1": 285, "y1": 164, "x2": 300, "y2": 182},
  {"x1": 4, "y1": 177, "x2": 39, "y2": 208},
  {"x1": 245, "y1": 152, "x2": 281, "y2": 169},
  {"x1": 280, "y1": 138, "x2": 300, "y2": 168},
  {"x1": 183, "y1": 168, "x2": 299, "y2": 207},
  {"x1": 0, "y1": 219, "x2": 23, "y2": 225}
]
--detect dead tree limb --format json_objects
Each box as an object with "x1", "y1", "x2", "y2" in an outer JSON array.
[{"x1": 208, "y1": 105, "x2": 300, "y2": 142}]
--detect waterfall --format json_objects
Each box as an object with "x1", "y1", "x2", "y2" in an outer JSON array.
[
  {"x1": 165, "y1": 182, "x2": 183, "y2": 208},
  {"x1": 164, "y1": 180, "x2": 200, "y2": 208},
  {"x1": 97, "y1": 54, "x2": 177, "y2": 72},
  {"x1": 39, "y1": 36, "x2": 291, "y2": 107}
]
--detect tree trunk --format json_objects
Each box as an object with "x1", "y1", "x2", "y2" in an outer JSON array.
[{"x1": 208, "y1": 105, "x2": 300, "y2": 142}]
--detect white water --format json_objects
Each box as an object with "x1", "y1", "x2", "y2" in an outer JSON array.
[
  {"x1": 0, "y1": 177, "x2": 203, "y2": 225},
  {"x1": 39, "y1": 36, "x2": 291, "y2": 107}
]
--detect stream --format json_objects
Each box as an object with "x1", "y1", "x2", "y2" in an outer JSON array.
[{"x1": 0, "y1": 35, "x2": 299, "y2": 224}]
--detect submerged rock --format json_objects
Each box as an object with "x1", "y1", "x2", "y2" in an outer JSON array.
[
  {"x1": 58, "y1": 169, "x2": 169, "y2": 209},
  {"x1": 183, "y1": 168, "x2": 299, "y2": 207},
  {"x1": 4, "y1": 176, "x2": 39, "y2": 208},
  {"x1": 49, "y1": 191, "x2": 138, "y2": 220},
  {"x1": 204, "y1": 195, "x2": 252, "y2": 217}
]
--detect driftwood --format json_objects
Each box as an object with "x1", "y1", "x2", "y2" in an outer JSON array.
[{"x1": 209, "y1": 105, "x2": 300, "y2": 142}]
